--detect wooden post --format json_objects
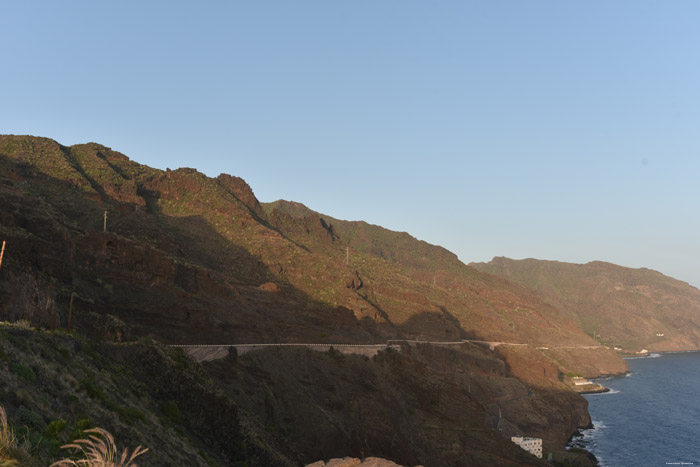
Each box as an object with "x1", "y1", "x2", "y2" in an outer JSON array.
[
  {"x1": 68, "y1": 293, "x2": 75, "y2": 332},
  {"x1": 346, "y1": 247, "x2": 349, "y2": 265},
  {"x1": 103, "y1": 211, "x2": 108, "y2": 232},
  {"x1": 0, "y1": 241, "x2": 5, "y2": 271}
]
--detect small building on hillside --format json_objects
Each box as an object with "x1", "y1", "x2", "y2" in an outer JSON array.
[
  {"x1": 511, "y1": 436, "x2": 543, "y2": 458},
  {"x1": 572, "y1": 376, "x2": 594, "y2": 386}
]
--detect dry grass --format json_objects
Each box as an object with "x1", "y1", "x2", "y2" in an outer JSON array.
[
  {"x1": 0, "y1": 406, "x2": 17, "y2": 457},
  {"x1": 0, "y1": 407, "x2": 18, "y2": 466},
  {"x1": 50, "y1": 428, "x2": 148, "y2": 467}
]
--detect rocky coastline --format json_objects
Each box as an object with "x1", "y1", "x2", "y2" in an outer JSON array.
[{"x1": 575, "y1": 384, "x2": 610, "y2": 395}]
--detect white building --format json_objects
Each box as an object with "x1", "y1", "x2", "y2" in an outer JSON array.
[{"x1": 511, "y1": 436, "x2": 543, "y2": 458}]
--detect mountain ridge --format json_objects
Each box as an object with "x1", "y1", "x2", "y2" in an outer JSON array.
[
  {"x1": 0, "y1": 134, "x2": 626, "y2": 464},
  {"x1": 472, "y1": 256, "x2": 700, "y2": 352},
  {"x1": 0, "y1": 134, "x2": 627, "y2": 354}
]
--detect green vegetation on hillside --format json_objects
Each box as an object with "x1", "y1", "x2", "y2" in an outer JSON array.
[{"x1": 0, "y1": 323, "x2": 288, "y2": 466}]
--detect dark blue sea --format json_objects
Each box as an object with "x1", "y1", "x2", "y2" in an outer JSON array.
[{"x1": 571, "y1": 352, "x2": 700, "y2": 466}]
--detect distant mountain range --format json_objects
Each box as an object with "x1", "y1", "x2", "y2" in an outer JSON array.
[{"x1": 471, "y1": 257, "x2": 700, "y2": 352}]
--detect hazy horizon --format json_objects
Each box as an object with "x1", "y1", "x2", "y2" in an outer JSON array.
[{"x1": 3, "y1": 2, "x2": 700, "y2": 287}]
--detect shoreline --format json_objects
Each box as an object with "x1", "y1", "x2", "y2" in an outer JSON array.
[
  {"x1": 575, "y1": 351, "x2": 700, "y2": 465},
  {"x1": 577, "y1": 385, "x2": 610, "y2": 395},
  {"x1": 655, "y1": 349, "x2": 700, "y2": 355},
  {"x1": 621, "y1": 349, "x2": 700, "y2": 359}
]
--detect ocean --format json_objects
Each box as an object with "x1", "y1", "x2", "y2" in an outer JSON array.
[{"x1": 571, "y1": 351, "x2": 700, "y2": 466}]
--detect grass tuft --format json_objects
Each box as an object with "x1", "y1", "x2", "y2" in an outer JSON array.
[
  {"x1": 50, "y1": 428, "x2": 148, "y2": 467},
  {"x1": 0, "y1": 406, "x2": 17, "y2": 460}
]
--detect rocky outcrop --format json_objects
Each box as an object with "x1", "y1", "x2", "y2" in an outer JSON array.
[
  {"x1": 216, "y1": 173, "x2": 266, "y2": 218},
  {"x1": 496, "y1": 346, "x2": 565, "y2": 389},
  {"x1": 307, "y1": 457, "x2": 422, "y2": 467},
  {"x1": 259, "y1": 281, "x2": 281, "y2": 293},
  {"x1": 345, "y1": 271, "x2": 364, "y2": 290}
]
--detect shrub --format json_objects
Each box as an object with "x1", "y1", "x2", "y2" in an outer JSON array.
[
  {"x1": 13, "y1": 389, "x2": 33, "y2": 406},
  {"x1": 115, "y1": 407, "x2": 145, "y2": 424},
  {"x1": 63, "y1": 394, "x2": 79, "y2": 405},
  {"x1": 57, "y1": 347, "x2": 70, "y2": 360},
  {"x1": 160, "y1": 401, "x2": 182, "y2": 424},
  {"x1": 68, "y1": 419, "x2": 92, "y2": 443},
  {"x1": 170, "y1": 348, "x2": 189, "y2": 370},
  {"x1": 45, "y1": 419, "x2": 67, "y2": 440},
  {"x1": 10, "y1": 364, "x2": 36, "y2": 382},
  {"x1": 79, "y1": 378, "x2": 105, "y2": 401},
  {"x1": 15, "y1": 407, "x2": 45, "y2": 432}
]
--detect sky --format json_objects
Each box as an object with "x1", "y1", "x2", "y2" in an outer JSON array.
[{"x1": 2, "y1": 2, "x2": 700, "y2": 286}]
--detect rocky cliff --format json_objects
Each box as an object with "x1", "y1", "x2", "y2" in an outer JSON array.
[{"x1": 205, "y1": 342, "x2": 585, "y2": 465}]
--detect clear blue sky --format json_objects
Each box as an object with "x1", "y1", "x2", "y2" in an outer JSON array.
[{"x1": 3, "y1": 2, "x2": 700, "y2": 286}]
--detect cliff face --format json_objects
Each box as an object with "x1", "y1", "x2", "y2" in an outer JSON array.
[
  {"x1": 472, "y1": 257, "x2": 700, "y2": 352},
  {"x1": 206, "y1": 343, "x2": 584, "y2": 465}
]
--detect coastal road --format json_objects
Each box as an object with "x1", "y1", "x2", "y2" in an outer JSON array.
[{"x1": 170, "y1": 339, "x2": 602, "y2": 362}]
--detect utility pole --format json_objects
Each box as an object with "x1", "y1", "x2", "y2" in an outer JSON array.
[
  {"x1": 0, "y1": 240, "x2": 5, "y2": 272},
  {"x1": 103, "y1": 211, "x2": 108, "y2": 232},
  {"x1": 68, "y1": 293, "x2": 75, "y2": 332}
]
